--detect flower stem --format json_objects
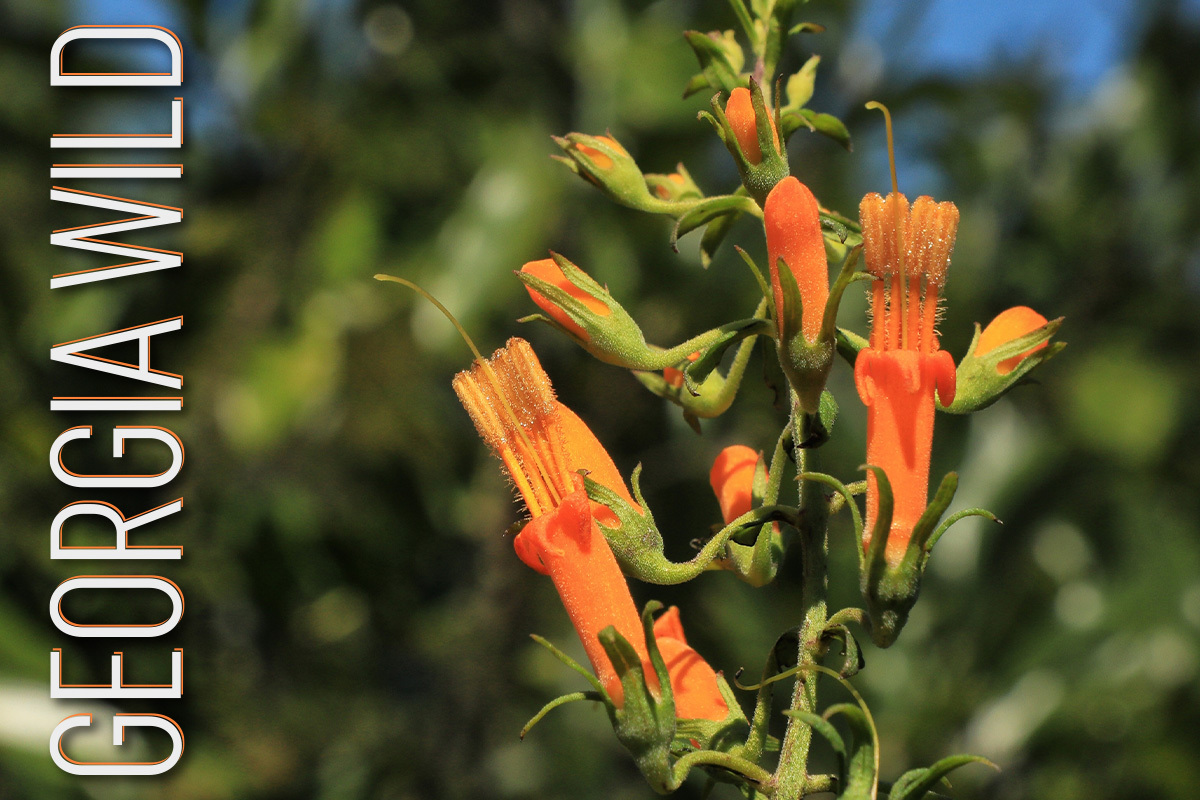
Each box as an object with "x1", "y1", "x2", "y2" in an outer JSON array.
[{"x1": 773, "y1": 400, "x2": 830, "y2": 799}]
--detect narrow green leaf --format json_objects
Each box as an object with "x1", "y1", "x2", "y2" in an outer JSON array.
[{"x1": 520, "y1": 691, "x2": 603, "y2": 739}]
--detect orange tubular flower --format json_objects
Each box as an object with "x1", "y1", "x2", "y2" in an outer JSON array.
[
  {"x1": 976, "y1": 305, "x2": 1049, "y2": 374},
  {"x1": 520, "y1": 258, "x2": 611, "y2": 343},
  {"x1": 855, "y1": 194, "x2": 959, "y2": 562},
  {"x1": 765, "y1": 176, "x2": 828, "y2": 344},
  {"x1": 453, "y1": 338, "x2": 726, "y2": 719}
]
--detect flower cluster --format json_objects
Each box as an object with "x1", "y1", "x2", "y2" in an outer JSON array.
[{"x1": 386, "y1": 1, "x2": 1065, "y2": 796}]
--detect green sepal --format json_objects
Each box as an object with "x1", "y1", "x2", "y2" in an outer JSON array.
[
  {"x1": 904, "y1": 472, "x2": 959, "y2": 563},
  {"x1": 583, "y1": 470, "x2": 795, "y2": 586},
  {"x1": 860, "y1": 469, "x2": 998, "y2": 647},
  {"x1": 529, "y1": 634, "x2": 610, "y2": 699},
  {"x1": 683, "y1": 30, "x2": 744, "y2": 96},
  {"x1": 774, "y1": 255, "x2": 836, "y2": 414},
  {"x1": 598, "y1": 617, "x2": 676, "y2": 795},
  {"x1": 673, "y1": 672, "x2": 750, "y2": 754},
  {"x1": 781, "y1": 107, "x2": 853, "y2": 150},
  {"x1": 821, "y1": 245, "x2": 865, "y2": 346},
  {"x1": 888, "y1": 755, "x2": 998, "y2": 800},
  {"x1": 926, "y1": 507, "x2": 1000, "y2": 553},
  {"x1": 940, "y1": 317, "x2": 1065, "y2": 414},
  {"x1": 716, "y1": 516, "x2": 786, "y2": 588}
]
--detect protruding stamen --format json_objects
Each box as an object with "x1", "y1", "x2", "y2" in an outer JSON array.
[
  {"x1": 859, "y1": 192, "x2": 909, "y2": 350},
  {"x1": 905, "y1": 197, "x2": 959, "y2": 351},
  {"x1": 453, "y1": 339, "x2": 578, "y2": 516}
]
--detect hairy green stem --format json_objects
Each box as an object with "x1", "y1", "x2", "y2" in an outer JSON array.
[{"x1": 773, "y1": 400, "x2": 830, "y2": 799}]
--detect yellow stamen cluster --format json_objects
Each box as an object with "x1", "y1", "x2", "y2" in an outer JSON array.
[
  {"x1": 860, "y1": 193, "x2": 959, "y2": 353},
  {"x1": 452, "y1": 338, "x2": 575, "y2": 517}
]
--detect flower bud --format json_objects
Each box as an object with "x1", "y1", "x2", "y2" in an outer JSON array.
[
  {"x1": 520, "y1": 257, "x2": 612, "y2": 343},
  {"x1": 977, "y1": 306, "x2": 1049, "y2": 373},
  {"x1": 554, "y1": 133, "x2": 665, "y2": 212},
  {"x1": 708, "y1": 445, "x2": 784, "y2": 587},
  {"x1": 941, "y1": 306, "x2": 1064, "y2": 414},
  {"x1": 645, "y1": 166, "x2": 702, "y2": 203},
  {"x1": 702, "y1": 79, "x2": 789, "y2": 206},
  {"x1": 725, "y1": 87, "x2": 780, "y2": 166},
  {"x1": 765, "y1": 176, "x2": 835, "y2": 413}
]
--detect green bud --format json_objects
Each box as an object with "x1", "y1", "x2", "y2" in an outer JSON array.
[
  {"x1": 644, "y1": 163, "x2": 703, "y2": 203},
  {"x1": 553, "y1": 133, "x2": 679, "y2": 214},
  {"x1": 519, "y1": 253, "x2": 771, "y2": 370},
  {"x1": 942, "y1": 309, "x2": 1065, "y2": 414},
  {"x1": 700, "y1": 78, "x2": 789, "y2": 206}
]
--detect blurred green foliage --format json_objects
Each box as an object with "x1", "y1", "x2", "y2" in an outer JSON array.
[{"x1": 1, "y1": 1, "x2": 1199, "y2": 798}]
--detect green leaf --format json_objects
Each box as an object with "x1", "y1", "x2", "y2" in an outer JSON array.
[
  {"x1": 783, "y1": 108, "x2": 853, "y2": 150},
  {"x1": 684, "y1": 316, "x2": 771, "y2": 386},
  {"x1": 683, "y1": 30, "x2": 743, "y2": 95},
  {"x1": 520, "y1": 691, "x2": 604, "y2": 739},
  {"x1": 784, "y1": 55, "x2": 820, "y2": 112},
  {"x1": 888, "y1": 754, "x2": 998, "y2": 800},
  {"x1": 825, "y1": 703, "x2": 877, "y2": 799},
  {"x1": 700, "y1": 205, "x2": 743, "y2": 267},
  {"x1": 672, "y1": 194, "x2": 758, "y2": 248},
  {"x1": 788, "y1": 21, "x2": 826, "y2": 35}
]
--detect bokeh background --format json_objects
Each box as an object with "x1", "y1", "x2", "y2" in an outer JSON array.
[{"x1": 2, "y1": 0, "x2": 1200, "y2": 798}]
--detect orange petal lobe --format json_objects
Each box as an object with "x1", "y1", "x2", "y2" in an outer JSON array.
[
  {"x1": 709, "y1": 444, "x2": 760, "y2": 525},
  {"x1": 653, "y1": 607, "x2": 728, "y2": 722}
]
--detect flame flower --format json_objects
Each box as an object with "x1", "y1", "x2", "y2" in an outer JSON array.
[
  {"x1": 453, "y1": 337, "x2": 727, "y2": 719},
  {"x1": 855, "y1": 193, "x2": 958, "y2": 563}
]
